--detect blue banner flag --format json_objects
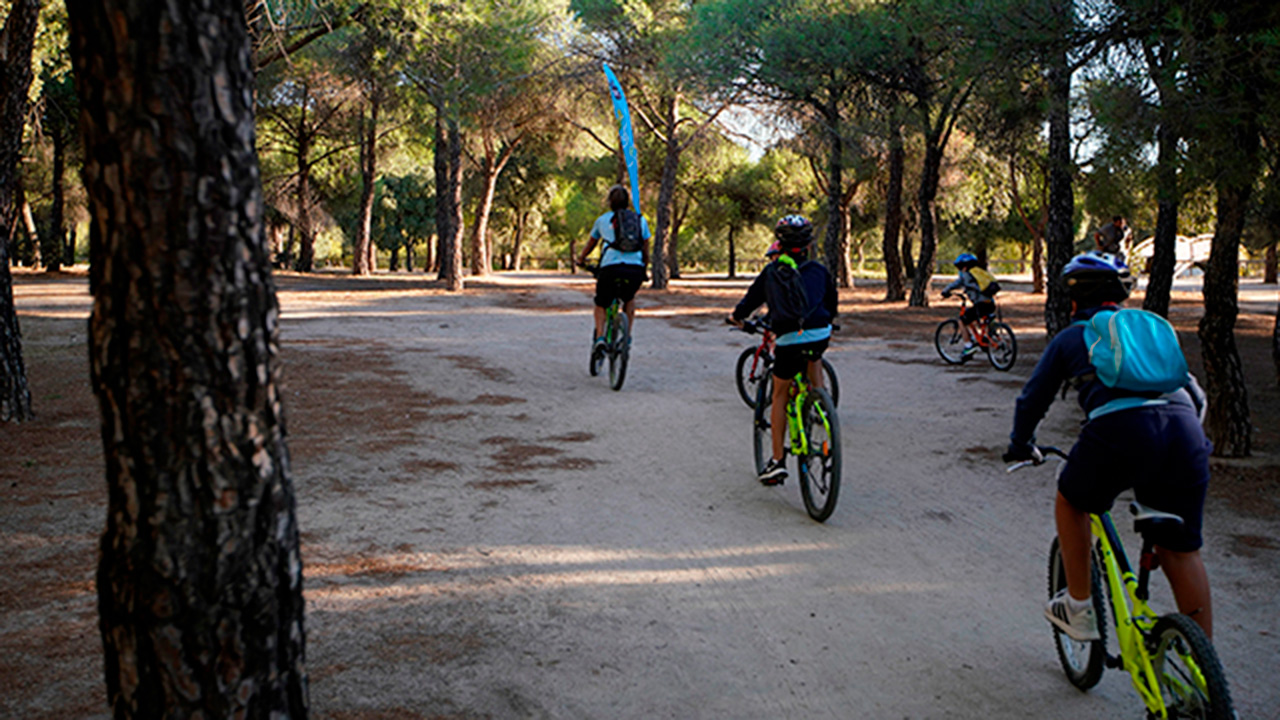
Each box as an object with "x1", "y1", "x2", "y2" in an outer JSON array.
[{"x1": 602, "y1": 62, "x2": 641, "y2": 214}]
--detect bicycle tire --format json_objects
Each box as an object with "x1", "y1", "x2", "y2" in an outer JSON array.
[
  {"x1": 820, "y1": 358, "x2": 840, "y2": 408},
  {"x1": 752, "y1": 374, "x2": 774, "y2": 475},
  {"x1": 798, "y1": 387, "x2": 840, "y2": 522},
  {"x1": 1047, "y1": 537, "x2": 1108, "y2": 690},
  {"x1": 934, "y1": 319, "x2": 967, "y2": 364},
  {"x1": 609, "y1": 312, "x2": 630, "y2": 391},
  {"x1": 1150, "y1": 614, "x2": 1234, "y2": 720},
  {"x1": 736, "y1": 346, "x2": 770, "y2": 409},
  {"x1": 986, "y1": 321, "x2": 1018, "y2": 371}
]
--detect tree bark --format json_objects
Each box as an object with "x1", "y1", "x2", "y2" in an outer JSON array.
[
  {"x1": 0, "y1": 0, "x2": 39, "y2": 422},
  {"x1": 727, "y1": 225, "x2": 737, "y2": 279},
  {"x1": 66, "y1": 1, "x2": 309, "y2": 716},
  {"x1": 1044, "y1": 32, "x2": 1075, "y2": 337},
  {"x1": 296, "y1": 118, "x2": 315, "y2": 273},
  {"x1": 908, "y1": 141, "x2": 944, "y2": 307},
  {"x1": 651, "y1": 95, "x2": 679, "y2": 290},
  {"x1": 882, "y1": 120, "x2": 905, "y2": 302},
  {"x1": 901, "y1": 207, "x2": 915, "y2": 281},
  {"x1": 1264, "y1": 242, "x2": 1276, "y2": 285},
  {"x1": 1143, "y1": 123, "x2": 1181, "y2": 318},
  {"x1": 823, "y1": 93, "x2": 852, "y2": 288},
  {"x1": 353, "y1": 95, "x2": 378, "y2": 276},
  {"x1": 434, "y1": 109, "x2": 464, "y2": 291},
  {"x1": 1198, "y1": 177, "x2": 1253, "y2": 457},
  {"x1": 47, "y1": 124, "x2": 66, "y2": 272},
  {"x1": 469, "y1": 164, "x2": 498, "y2": 276}
]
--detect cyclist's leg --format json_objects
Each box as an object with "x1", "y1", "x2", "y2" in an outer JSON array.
[
  {"x1": 1158, "y1": 549, "x2": 1212, "y2": 638},
  {"x1": 592, "y1": 273, "x2": 612, "y2": 339},
  {"x1": 1054, "y1": 492, "x2": 1094, "y2": 601},
  {"x1": 803, "y1": 339, "x2": 830, "y2": 389},
  {"x1": 770, "y1": 376, "x2": 791, "y2": 461},
  {"x1": 1055, "y1": 418, "x2": 1129, "y2": 601},
  {"x1": 959, "y1": 305, "x2": 979, "y2": 345},
  {"x1": 617, "y1": 265, "x2": 644, "y2": 332}
]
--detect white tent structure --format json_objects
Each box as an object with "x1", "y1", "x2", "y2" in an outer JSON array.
[{"x1": 1130, "y1": 233, "x2": 1215, "y2": 277}]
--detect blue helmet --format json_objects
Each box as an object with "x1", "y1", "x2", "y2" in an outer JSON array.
[
  {"x1": 953, "y1": 252, "x2": 978, "y2": 268},
  {"x1": 1062, "y1": 251, "x2": 1133, "y2": 304}
]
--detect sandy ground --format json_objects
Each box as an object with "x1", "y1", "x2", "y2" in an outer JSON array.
[{"x1": 3, "y1": 269, "x2": 1279, "y2": 719}]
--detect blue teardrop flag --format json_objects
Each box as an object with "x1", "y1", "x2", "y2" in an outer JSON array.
[{"x1": 602, "y1": 62, "x2": 641, "y2": 214}]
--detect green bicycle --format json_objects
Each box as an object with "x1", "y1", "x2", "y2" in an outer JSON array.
[
  {"x1": 751, "y1": 363, "x2": 841, "y2": 522},
  {"x1": 1010, "y1": 447, "x2": 1234, "y2": 720},
  {"x1": 581, "y1": 263, "x2": 630, "y2": 391}
]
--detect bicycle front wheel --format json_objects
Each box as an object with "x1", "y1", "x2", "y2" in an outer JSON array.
[
  {"x1": 798, "y1": 388, "x2": 840, "y2": 522},
  {"x1": 1047, "y1": 537, "x2": 1107, "y2": 690},
  {"x1": 986, "y1": 321, "x2": 1017, "y2": 371},
  {"x1": 752, "y1": 374, "x2": 774, "y2": 475},
  {"x1": 1151, "y1": 614, "x2": 1234, "y2": 720},
  {"x1": 736, "y1": 346, "x2": 770, "y2": 409},
  {"x1": 609, "y1": 312, "x2": 630, "y2": 391},
  {"x1": 934, "y1": 319, "x2": 967, "y2": 364}
]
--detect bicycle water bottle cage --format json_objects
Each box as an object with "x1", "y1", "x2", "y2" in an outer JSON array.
[{"x1": 1129, "y1": 501, "x2": 1184, "y2": 536}]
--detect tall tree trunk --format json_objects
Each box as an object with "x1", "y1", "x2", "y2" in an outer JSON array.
[
  {"x1": 908, "y1": 140, "x2": 944, "y2": 307},
  {"x1": 823, "y1": 96, "x2": 852, "y2": 288},
  {"x1": 1144, "y1": 123, "x2": 1181, "y2": 318},
  {"x1": 512, "y1": 210, "x2": 527, "y2": 271},
  {"x1": 296, "y1": 136, "x2": 314, "y2": 273},
  {"x1": 67, "y1": 1, "x2": 309, "y2": 716},
  {"x1": 727, "y1": 225, "x2": 737, "y2": 279},
  {"x1": 882, "y1": 120, "x2": 905, "y2": 301},
  {"x1": 1044, "y1": 7, "x2": 1074, "y2": 337},
  {"x1": 651, "y1": 95, "x2": 678, "y2": 290},
  {"x1": 353, "y1": 95, "x2": 378, "y2": 276},
  {"x1": 1198, "y1": 178, "x2": 1253, "y2": 457},
  {"x1": 1273, "y1": 296, "x2": 1279, "y2": 386},
  {"x1": 1264, "y1": 241, "x2": 1276, "y2": 284},
  {"x1": 20, "y1": 188, "x2": 38, "y2": 267},
  {"x1": 1032, "y1": 230, "x2": 1045, "y2": 293},
  {"x1": 0, "y1": 0, "x2": 39, "y2": 422},
  {"x1": 48, "y1": 125, "x2": 66, "y2": 272},
  {"x1": 469, "y1": 165, "x2": 498, "y2": 276},
  {"x1": 434, "y1": 109, "x2": 464, "y2": 291},
  {"x1": 668, "y1": 195, "x2": 685, "y2": 280},
  {"x1": 902, "y1": 204, "x2": 916, "y2": 280}
]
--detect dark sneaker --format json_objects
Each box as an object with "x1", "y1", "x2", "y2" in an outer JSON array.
[
  {"x1": 758, "y1": 458, "x2": 787, "y2": 485},
  {"x1": 1045, "y1": 589, "x2": 1100, "y2": 641}
]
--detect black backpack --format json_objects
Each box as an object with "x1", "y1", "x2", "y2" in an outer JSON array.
[
  {"x1": 765, "y1": 256, "x2": 813, "y2": 335},
  {"x1": 609, "y1": 208, "x2": 644, "y2": 253}
]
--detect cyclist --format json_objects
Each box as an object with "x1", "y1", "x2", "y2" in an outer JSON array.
[
  {"x1": 729, "y1": 215, "x2": 837, "y2": 485},
  {"x1": 1094, "y1": 215, "x2": 1132, "y2": 262},
  {"x1": 1003, "y1": 252, "x2": 1214, "y2": 641},
  {"x1": 940, "y1": 252, "x2": 996, "y2": 358},
  {"x1": 576, "y1": 185, "x2": 650, "y2": 358}
]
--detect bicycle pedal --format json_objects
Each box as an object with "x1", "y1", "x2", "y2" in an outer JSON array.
[{"x1": 1105, "y1": 653, "x2": 1121, "y2": 669}]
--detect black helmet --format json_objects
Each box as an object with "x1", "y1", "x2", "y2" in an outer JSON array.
[
  {"x1": 1061, "y1": 251, "x2": 1133, "y2": 305},
  {"x1": 774, "y1": 215, "x2": 813, "y2": 249}
]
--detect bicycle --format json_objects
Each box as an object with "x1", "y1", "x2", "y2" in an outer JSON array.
[
  {"x1": 1009, "y1": 446, "x2": 1234, "y2": 719},
  {"x1": 579, "y1": 263, "x2": 631, "y2": 391},
  {"x1": 733, "y1": 316, "x2": 839, "y2": 409},
  {"x1": 751, "y1": 357, "x2": 841, "y2": 522},
  {"x1": 934, "y1": 296, "x2": 1017, "y2": 371}
]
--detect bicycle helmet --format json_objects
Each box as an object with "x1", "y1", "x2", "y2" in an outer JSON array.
[
  {"x1": 1061, "y1": 251, "x2": 1133, "y2": 305},
  {"x1": 774, "y1": 214, "x2": 813, "y2": 249},
  {"x1": 953, "y1": 252, "x2": 978, "y2": 268},
  {"x1": 764, "y1": 240, "x2": 781, "y2": 258}
]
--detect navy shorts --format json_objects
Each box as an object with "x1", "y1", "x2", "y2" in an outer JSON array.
[
  {"x1": 1058, "y1": 404, "x2": 1212, "y2": 552},
  {"x1": 961, "y1": 301, "x2": 996, "y2": 325},
  {"x1": 772, "y1": 338, "x2": 829, "y2": 380},
  {"x1": 594, "y1": 264, "x2": 646, "y2": 307}
]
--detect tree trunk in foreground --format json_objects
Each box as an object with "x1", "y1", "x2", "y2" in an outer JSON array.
[
  {"x1": 1198, "y1": 179, "x2": 1252, "y2": 457},
  {"x1": 882, "y1": 121, "x2": 905, "y2": 302},
  {"x1": 1043, "y1": 4, "x2": 1074, "y2": 337},
  {"x1": 67, "y1": 1, "x2": 309, "y2": 716},
  {"x1": 1143, "y1": 123, "x2": 1181, "y2": 318}
]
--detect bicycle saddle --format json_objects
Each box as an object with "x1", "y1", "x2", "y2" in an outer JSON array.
[{"x1": 1129, "y1": 501, "x2": 1184, "y2": 535}]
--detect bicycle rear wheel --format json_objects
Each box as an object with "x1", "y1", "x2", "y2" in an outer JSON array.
[
  {"x1": 798, "y1": 388, "x2": 840, "y2": 522},
  {"x1": 609, "y1": 312, "x2": 630, "y2": 391},
  {"x1": 1047, "y1": 537, "x2": 1107, "y2": 690},
  {"x1": 1151, "y1": 614, "x2": 1234, "y2": 720},
  {"x1": 934, "y1": 319, "x2": 967, "y2": 364},
  {"x1": 820, "y1": 358, "x2": 840, "y2": 408},
  {"x1": 986, "y1": 321, "x2": 1017, "y2": 371},
  {"x1": 752, "y1": 374, "x2": 774, "y2": 475},
  {"x1": 736, "y1": 346, "x2": 770, "y2": 409}
]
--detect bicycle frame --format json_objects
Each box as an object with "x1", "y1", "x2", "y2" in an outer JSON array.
[
  {"x1": 783, "y1": 373, "x2": 832, "y2": 458},
  {"x1": 953, "y1": 296, "x2": 996, "y2": 349}
]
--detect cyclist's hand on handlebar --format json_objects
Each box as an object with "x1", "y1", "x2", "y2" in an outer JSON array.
[
  {"x1": 1003, "y1": 442, "x2": 1042, "y2": 464},
  {"x1": 726, "y1": 314, "x2": 744, "y2": 329},
  {"x1": 941, "y1": 291, "x2": 952, "y2": 299}
]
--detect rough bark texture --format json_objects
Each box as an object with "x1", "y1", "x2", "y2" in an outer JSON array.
[
  {"x1": 353, "y1": 97, "x2": 378, "y2": 276},
  {"x1": 469, "y1": 167, "x2": 498, "y2": 276},
  {"x1": 434, "y1": 110, "x2": 464, "y2": 291},
  {"x1": 1043, "y1": 35, "x2": 1074, "y2": 337},
  {"x1": 295, "y1": 120, "x2": 315, "y2": 273},
  {"x1": 1198, "y1": 179, "x2": 1253, "y2": 457},
  {"x1": 66, "y1": 1, "x2": 309, "y2": 716},
  {"x1": 47, "y1": 125, "x2": 66, "y2": 271},
  {"x1": 882, "y1": 121, "x2": 905, "y2": 302},
  {"x1": 823, "y1": 99, "x2": 852, "y2": 288},
  {"x1": 1265, "y1": 242, "x2": 1276, "y2": 285},
  {"x1": 0, "y1": 0, "x2": 39, "y2": 423},
  {"x1": 908, "y1": 142, "x2": 943, "y2": 307},
  {"x1": 650, "y1": 95, "x2": 678, "y2": 290},
  {"x1": 1143, "y1": 124, "x2": 1180, "y2": 318}
]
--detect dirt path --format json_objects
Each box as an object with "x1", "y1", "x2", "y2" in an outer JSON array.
[{"x1": 3, "y1": 271, "x2": 1278, "y2": 719}]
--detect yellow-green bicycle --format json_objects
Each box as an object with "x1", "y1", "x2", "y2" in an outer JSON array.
[
  {"x1": 750, "y1": 358, "x2": 841, "y2": 523},
  {"x1": 1010, "y1": 447, "x2": 1234, "y2": 719}
]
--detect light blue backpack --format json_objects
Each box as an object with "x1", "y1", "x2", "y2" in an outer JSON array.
[{"x1": 1083, "y1": 308, "x2": 1189, "y2": 393}]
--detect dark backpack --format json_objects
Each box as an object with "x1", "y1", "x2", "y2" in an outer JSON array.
[
  {"x1": 765, "y1": 255, "x2": 812, "y2": 335},
  {"x1": 609, "y1": 208, "x2": 644, "y2": 253}
]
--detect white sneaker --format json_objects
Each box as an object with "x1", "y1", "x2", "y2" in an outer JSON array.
[{"x1": 1045, "y1": 589, "x2": 1100, "y2": 641}]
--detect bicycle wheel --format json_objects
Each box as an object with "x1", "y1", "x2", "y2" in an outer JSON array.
[
  {"x1": 752, "y1": 374, "x2": 774, "y2": 475},
  {"x1": 934, "y1": 319, "x2": 967, "y2": 364},
  {"x1": 608, "y1": 311, "x2": 630, "y2": 391},
  {"x1": 1150, "y1": 614, "x2": 1234, "y2": 720},
  {"x1": 1047, "y1": 537, "x2": 1107, "y2": 690},
  {"x1": 818, "y1": 358, "x2": 841, "y2": 407},
  {"x1": 986, "y1": 321, "x2": 1018, "y2": 371},
  {"x1": 798, "y1": 387, "x2": 840, "y2": 522},
  {"x1": 735, "y1": 346, "x2": 770, "y2": 409},
  {"x1": 589, "y1": 334, "x2": 603, "y2": 377}
]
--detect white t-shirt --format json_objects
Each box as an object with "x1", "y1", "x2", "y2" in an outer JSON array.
[{"x1": 590, "y1": 211, "x2": 651, "y2": 267}]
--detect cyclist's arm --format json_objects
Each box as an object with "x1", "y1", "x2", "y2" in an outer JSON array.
[
  {"x1": 732, "y1": 270, "x2": 769, "y2": 323},
  {"x1": 1010, "y1": 333, "x2": 1072, "y2": 448},
  {"x1": 940, "y1": 276, "x2": 963, "y2": 295},
  {"x1": 577, "y1": 233, "x2": 600, "y2": 265}
]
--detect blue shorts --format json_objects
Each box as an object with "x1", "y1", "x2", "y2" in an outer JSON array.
[{"x1": 1058, "y1": 404, "x2": 1212, "y2": 552}]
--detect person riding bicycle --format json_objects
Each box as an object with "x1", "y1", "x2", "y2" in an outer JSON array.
[
  {"x1": 729, "y1": 215, "x2": 837, "y2": 485},
  {"x1": 940, "y1": 252, "x2": 996, "y2": 358},
  {"x1": 576, "y1": 185, "x2": 651, "y2": 359},
  {"x1": 1003, "y1": 251, "x2": 1214, "y2": 641}
]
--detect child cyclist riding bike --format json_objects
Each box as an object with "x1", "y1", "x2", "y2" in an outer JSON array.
[
  {"x1": 940, "y1": 252, "x2": 998, "y2": 358},
  {"x1": 1003, "y1": 252, "x2": 1215, "y2": 642},
  {"x1": 576, "y1": 185, "x2": 651, "y2": 359},
  {"x1": 729, "y1": 215, "x2": 838, "y2": 485}
]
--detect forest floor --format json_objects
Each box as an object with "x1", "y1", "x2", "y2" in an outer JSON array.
[{"x1": 3, "y1": 268, "x2": 1278, "y2": 719}]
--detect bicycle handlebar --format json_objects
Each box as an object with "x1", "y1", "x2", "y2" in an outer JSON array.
[
  {"x1": 1005, "y1": 445, "x2": 1067, "y2": 474},
  {"x1": 726, "y1": 317, "x2": 841, "y2": 335}
]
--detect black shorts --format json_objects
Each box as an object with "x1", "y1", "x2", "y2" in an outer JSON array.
[
  {"x1": 594, "y1": 264, "x2": 646, "y2": 307},
  {"x1": 1057, "y1": 404, "x2": 1212, "y2": 552},
  {"x1": 772, "y1": 339, "x2": 829, "y2": 380},
  {"x1": 961, "y1": 301, "x2": 996, "y2": 325}
]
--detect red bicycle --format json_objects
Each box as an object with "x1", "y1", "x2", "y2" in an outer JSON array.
[
  {"x1": 733, "y1": 317, "x2": 840, "y2": 409},
  {"x1": 934, "y1": 296, "x2": 1017, "y2": 371}
]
